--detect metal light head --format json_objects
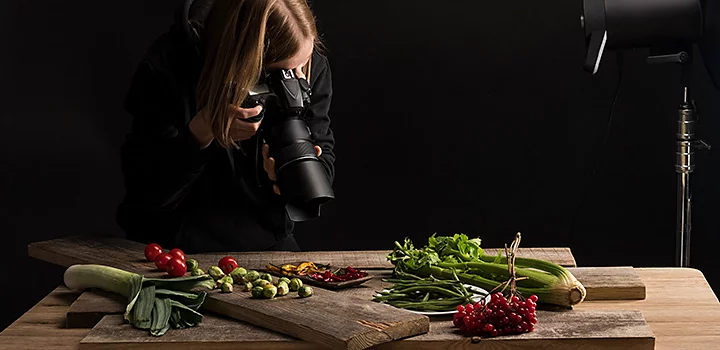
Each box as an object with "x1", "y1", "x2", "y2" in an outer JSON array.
[{"x1": 581, "y1": 0, "x2": 703, "y2": 73}]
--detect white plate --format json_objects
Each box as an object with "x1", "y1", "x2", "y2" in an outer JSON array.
[{"x1": 376, "y1": 284, "x2": 489, "y2": 316}]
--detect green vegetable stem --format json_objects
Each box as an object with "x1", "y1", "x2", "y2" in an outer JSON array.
[{"x1": 372, "y1": 277, "x2": 475, "y2": 312}]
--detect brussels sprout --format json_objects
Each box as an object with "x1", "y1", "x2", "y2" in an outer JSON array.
[
  {"x1": 208, "y1": 266, "x2": 225, "y2": 281},
  {"x1": 276, "y1": 282, "x2": 289, "y2": 296},
  {"x1": 253, "y1": 279, "x2": 271, "y2": 288},
  {"x1": 277, "y1": 277, "x2": 291, "y2": 286},
  {"x1": 263, "y1": 285, "x2": 277, "y2": 299},
  {"x1": 186, "y1": 259, "x2": 199, "y2": 272},
  {"x1": 245, "y1": 270, "x2": 260, "y2": 282},
  {"x1": 230, "y1": 267, "x2": 248, "y2": 283},
  {"x1": 242, "y1": 281, "x2": 254, "y2": 292},
  {"x1": 298, "y1": 286, "x2": 313, "y2": 298},
  {"x1": 260, "y1": 273, "x2": 273, "y2": 283},
  {"x1": 221, "y1": 282, "x2": 233, "y2": 293},
  {"x1": 191, "y1": 268, "x2": 205, "y2": 277},
  {"x1": 251, "y1": 286, "x2": 264, "y2": 298},
  {"x1": 216, "y1": 275, "x2": 233, "y2": 288},
  {"x1": 289, "y1": 278, "x2": 303, "y2": 291}
]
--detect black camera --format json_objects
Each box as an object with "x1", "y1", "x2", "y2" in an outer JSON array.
[{"x1": 241, "y1": 68, "x2": 335, "y2": 222}]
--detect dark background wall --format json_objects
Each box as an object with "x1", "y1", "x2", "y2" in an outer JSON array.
[{"x1": 2, "y1": 0, "x2": 718, "y2": 330}]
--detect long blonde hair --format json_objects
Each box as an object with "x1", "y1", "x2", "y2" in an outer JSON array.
[{"x1": 196, "y1": 0, "x2": 320, "y2": 148}]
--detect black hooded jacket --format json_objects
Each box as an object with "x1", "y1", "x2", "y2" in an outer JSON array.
[{"x1": 116, "y1": 0, "x2": 335, "y2": 253}]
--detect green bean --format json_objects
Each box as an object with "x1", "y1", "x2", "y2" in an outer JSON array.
[
  {"x1": 389, "y1": 285, "x2": 463, "y2": 298},
  {"x1": 388, "y1": 298, "x2": 471, "y2": 311},
  {"x1": 374, "y1": 276, "x2": 479, "y2": 312},
  {"x1": 372, "y1": 293, "x2": 412, "y2": 301}
]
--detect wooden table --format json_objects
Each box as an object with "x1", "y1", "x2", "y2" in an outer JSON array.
[{"x1": 1, "y1": 268, "x2": 718, "y2": 350}]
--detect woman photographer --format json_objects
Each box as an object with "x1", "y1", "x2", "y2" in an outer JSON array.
[{"x1": 117, "y1": 0, "x2": 335, "y2": 253}]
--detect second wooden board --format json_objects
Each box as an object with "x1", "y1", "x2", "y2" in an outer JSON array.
[
  {"x1": 569, "y1": 267, "x2": 646, "y2": 300},
  {"x1": 79, "y1": 310, "x2": 655, "y2": 350}
]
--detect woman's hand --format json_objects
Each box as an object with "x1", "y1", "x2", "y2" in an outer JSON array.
[
  {"x1": 189, "y1": 104, "x2": 264, "y2": 149},
  {"x1": 263, "y1": 144, "x2": 322, "y2": 195}
]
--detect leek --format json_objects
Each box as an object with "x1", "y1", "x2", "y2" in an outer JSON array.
[{"x1": 63, "y1": 264, "x2": 215, "y2": 336}]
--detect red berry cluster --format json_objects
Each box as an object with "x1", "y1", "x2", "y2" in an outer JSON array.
[{"x1": 453, "y1": 293, "x2": 538, "y2": 337}]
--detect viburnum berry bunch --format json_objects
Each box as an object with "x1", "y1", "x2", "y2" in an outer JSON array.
[
  {"x1": 453, "y1": 293, "x2": 538, "y2": 337},
  {"x1": 453, "y1": 232, "x2": 540, "y2": 337}
]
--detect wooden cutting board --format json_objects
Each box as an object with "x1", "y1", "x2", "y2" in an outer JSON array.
[
  {"x1": 28, "y1": 236, "x2": 429, "y2": 350},
  {"x1": 79, "y1": 310, "x2": 654, "y2": 350}
]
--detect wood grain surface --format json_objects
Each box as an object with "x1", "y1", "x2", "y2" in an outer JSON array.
[
  {"x1": 200, "y1": 287, "x2": 429, "y2": 350},
  {"x1": 1, "y1": 268, "x2": 717, "y2": 350},
  {"x1": 67, "y1": 290, "x2": 126, "y2": 329},
  {"x1": 570, "y1": 266, "x2": 646, "y2": 300},
  {"x1": 199, "y1": 247, "x2": 578, "y2": 270},
  {"x1": 27, "y1": 236, "x2": 429, "y2": 350},
  {"x1": 27, "y1": 236, "x2": 577, "y2": 269},
  {"x1": 77, "y1": 310, "x2": 654, "y2": 350},
  {"x1": 79, "y1": 314, "x2": 300, "y2": 350}
]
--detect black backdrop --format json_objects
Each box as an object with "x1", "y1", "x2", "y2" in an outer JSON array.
[{"x1": 2, "y1": 0, "x2": 719, "y2": 330}]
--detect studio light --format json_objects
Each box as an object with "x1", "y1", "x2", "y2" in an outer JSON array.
[{"x1": 581, "y1": 0, "x2": 720, "y2": 267}]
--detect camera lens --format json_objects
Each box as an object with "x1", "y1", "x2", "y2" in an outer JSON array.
[{"x1": 268, "y1": 119, "x2": 335, "y2": 221}]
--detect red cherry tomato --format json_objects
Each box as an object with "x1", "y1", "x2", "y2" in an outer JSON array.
[
  {"x1": 169, "y1": 248, "x2": 185, "y2": 262},
  {"x1": 218, "y1": 256, "x2": 239, "y2": 275},
  {"x1": 166, "y1": 258, "x2": 187, "y2": 277},
  {"x1": 144, "y1": 243, "x2": 163, "y2": 262},
  {"x1": 154, "y1": 253, "x2": 173, "y2": 271}
]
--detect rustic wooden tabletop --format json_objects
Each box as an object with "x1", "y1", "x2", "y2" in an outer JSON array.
[{"x1": 0, "y1": 267, "x2": 717, "y2": 350}]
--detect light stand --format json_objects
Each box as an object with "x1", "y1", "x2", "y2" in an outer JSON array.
[
  {"x1": 676, "y1": 86, "x2": 696, "y2": 268},
  {"x1": 647, "y1": 49, "x2": 711, "y2": 267},
  {"x1": 581, "y1": 0, "x2": 720, "y2": 267},
  {"x1": 674, "y1": 84, "x2": 711, "y2": 267}
]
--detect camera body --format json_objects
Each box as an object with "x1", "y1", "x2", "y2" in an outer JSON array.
[{"x1": 241, "y1": 68, "x2": 335, "y2": 222}]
